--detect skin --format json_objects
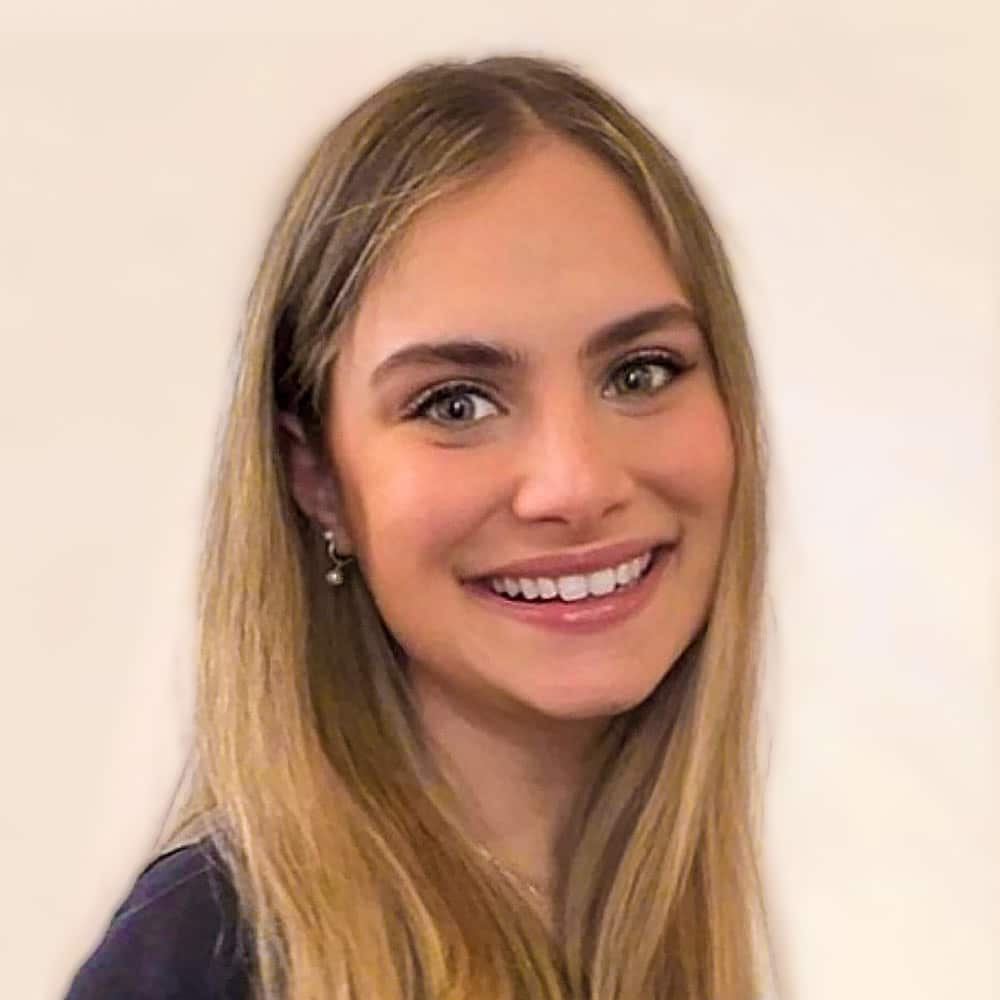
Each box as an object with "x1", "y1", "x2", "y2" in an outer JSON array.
[{"x1": 284, "y1": 134, "x2": 734, "y2": 903}]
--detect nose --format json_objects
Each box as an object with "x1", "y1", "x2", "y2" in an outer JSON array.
[{"x1": 510, "y1": 396, "x2": 634, "y2": 533}]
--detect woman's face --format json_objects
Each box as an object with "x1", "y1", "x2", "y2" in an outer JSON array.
[{"x1": 318, "y1": 136, "x2": 734, "y2": 725}]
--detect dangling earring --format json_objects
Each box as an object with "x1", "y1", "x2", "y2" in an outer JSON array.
[{"x1": 322, "y1": 528, "x2": 353, "y2": 587}]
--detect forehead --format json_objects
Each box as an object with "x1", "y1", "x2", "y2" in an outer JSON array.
[{"x1": 342, "y1": 136, "x2": 688, "y2": 367}]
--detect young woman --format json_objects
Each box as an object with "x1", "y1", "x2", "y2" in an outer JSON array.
[{"x1": 67, "y1": 54, "x2": 772, "y2": 999}]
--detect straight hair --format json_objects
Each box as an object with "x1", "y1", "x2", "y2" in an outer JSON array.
[{"x1": 160, "y1": 55, "x2": 774, "y2": 999}]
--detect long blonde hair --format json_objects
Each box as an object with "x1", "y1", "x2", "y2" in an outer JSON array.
[{"x1": 160, "y1": 55, "x2": 772, "y2": 999}]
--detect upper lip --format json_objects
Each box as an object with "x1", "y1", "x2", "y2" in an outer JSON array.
[{"x1": 470, "y1": 537, "x2": 675, "y2": 581}]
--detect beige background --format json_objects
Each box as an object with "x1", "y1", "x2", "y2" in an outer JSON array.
[{"x1": 2, "y1": 4, "x2": 996, "y2": 999}]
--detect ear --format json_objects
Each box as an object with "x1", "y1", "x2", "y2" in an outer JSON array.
[{"x1": 277, "y1": 413, "x2": 355, "y2": 555}]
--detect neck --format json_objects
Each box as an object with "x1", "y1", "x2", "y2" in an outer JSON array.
[{"x1": 414, "y1": 675, "x2": 606, "y2": 897}]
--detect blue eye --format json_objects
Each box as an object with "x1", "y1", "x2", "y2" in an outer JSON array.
[
  {"x1": 603, "y1": 352, "x2": 689, "y2": 399},
  {"x1": 405, "y1": 382, "x2": 501, "y2": 427}
]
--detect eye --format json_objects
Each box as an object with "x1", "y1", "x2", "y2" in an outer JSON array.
[
  {"x1": 404, "y1": 381, "x2": 501, "y2": 427},
  {"x1": 603, "y1": 351, "x2": 689, "y2": 399}
]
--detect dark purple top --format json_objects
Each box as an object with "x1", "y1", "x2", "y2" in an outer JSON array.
[{"x1": 64, "y1": 841, "x2": 251, "y2": 999}]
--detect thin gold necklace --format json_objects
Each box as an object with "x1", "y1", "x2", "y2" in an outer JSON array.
[{"x1": 473, "y1": 842, "x2": 547, "y2": 903}]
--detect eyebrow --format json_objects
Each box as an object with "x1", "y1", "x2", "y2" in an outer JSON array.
[{"x1": 369, "y1": 302, "x2": 701, "y2": 387}]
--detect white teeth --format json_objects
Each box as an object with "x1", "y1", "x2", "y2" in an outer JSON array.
[
  {"x1": 488, "y1": 549, "x2": 655, "y2": 602},
  {"x1": 588, "y1": 568, "x2": 617, "y2": 596},
  {"x1": 557, "y1": 575, "x2": 589, "y2": 602}
]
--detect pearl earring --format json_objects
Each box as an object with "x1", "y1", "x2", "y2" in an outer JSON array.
[{"x1": 322, "y1": 528, "x2": 353, "y2": 586}]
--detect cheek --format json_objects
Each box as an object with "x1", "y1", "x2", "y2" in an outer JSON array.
[
  {"x1": 341, "y1": 441, "x2": 497, "y2": 576},
  {"x1": 648, "y1": 392, "x2": 735, "y2": 512}
]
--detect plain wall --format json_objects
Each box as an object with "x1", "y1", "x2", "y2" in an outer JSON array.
[{"x1": 1, "y1": 4, "x2": 995, "y2": 998}]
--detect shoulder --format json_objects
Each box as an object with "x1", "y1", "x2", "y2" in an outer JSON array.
[{"x1": 64, "y1": 840, "x2": 251, "y2": 1000}]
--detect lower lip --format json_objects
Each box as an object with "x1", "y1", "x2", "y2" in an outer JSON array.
[{"x1": 464, "y1": 545, "x2": 674, "y2": 634}]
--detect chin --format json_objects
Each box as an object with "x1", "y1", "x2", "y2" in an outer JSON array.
[{"x1": 520, "y1": 676, "x2": 662, "y2": 723}]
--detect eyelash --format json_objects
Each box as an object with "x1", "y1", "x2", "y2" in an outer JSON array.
[{"x1": 402, "y1": 350, "x2": 692, "y2": 428}]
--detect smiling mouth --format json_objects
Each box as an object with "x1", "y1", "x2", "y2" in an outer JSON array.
[{"x1": 474, "y1": 544, "x2": 667, "y2": 604}]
